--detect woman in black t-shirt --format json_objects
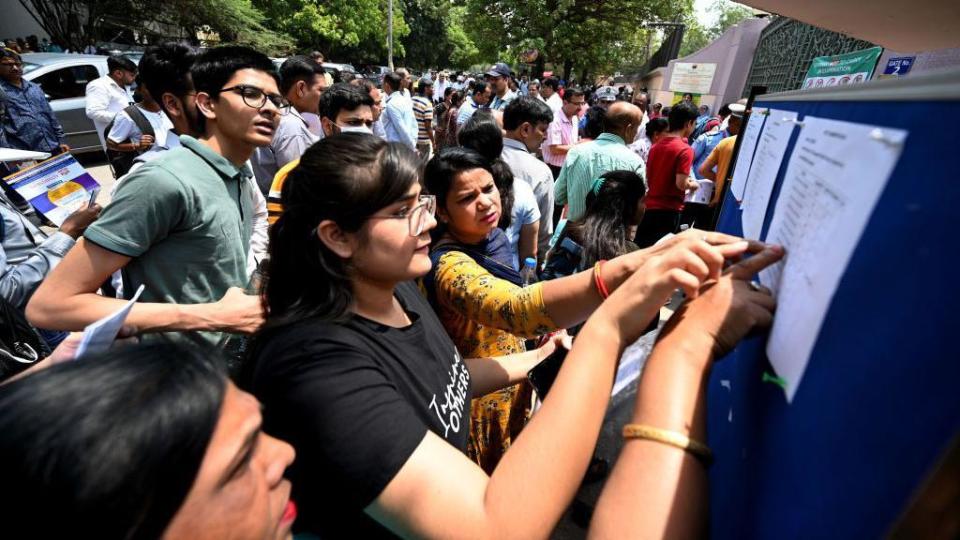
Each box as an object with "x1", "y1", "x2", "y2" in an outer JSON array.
[{"x1": 245, "y1": 133, "x2": 783, "y2": 538}]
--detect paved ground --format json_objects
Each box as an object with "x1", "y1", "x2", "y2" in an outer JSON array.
[{"x1": 76, "y1": 153, "x2": 116, "y2": 206}]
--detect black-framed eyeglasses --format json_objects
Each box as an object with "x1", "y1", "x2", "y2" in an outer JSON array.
[
  {"x1": 218, "y1": 84, "x2": 291, "y2": 115},
  {"x1": 369, "y1": 194, "x2": 437, "y2": 237}
]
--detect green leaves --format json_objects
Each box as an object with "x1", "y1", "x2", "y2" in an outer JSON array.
[
  {"x1": 679, "y1": 0, "x2": 754, "y2": 58},
  {"x1": 457, "y1": 0, "x2": 686, "y2": 80}
]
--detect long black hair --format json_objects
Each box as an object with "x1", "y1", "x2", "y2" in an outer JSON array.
[
  {"x1": 567, "y1": 170, "x2": 647, "y2": 267},
  {"x1": 263, "y1": 133, "x2": 423, "y2": 327},
  {"x1": 456, "y1": 110, "x2": 513, "y2": 229},
  {"x1": 0, "y1": 342, "x2": 227, "y2": 539}
]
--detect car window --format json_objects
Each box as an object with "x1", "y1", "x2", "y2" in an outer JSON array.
[{"x1": 33, "y1": 64, "x2": 100, "y2": 100}]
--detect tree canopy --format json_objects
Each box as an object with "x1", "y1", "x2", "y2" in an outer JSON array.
[{"x1": 17, "y1": 0, "x2": 739, "y2": 77}]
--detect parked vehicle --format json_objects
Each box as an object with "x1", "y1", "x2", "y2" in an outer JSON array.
[
  {"x1": 21, "y1": 53, "x2": 109, "y2": 155},
  {"x1": 364, "y1": 65, "x2": 391, "y2": 84},
  {"x1": 321, "y1": 62, "x2": 357, "y2": 82}
]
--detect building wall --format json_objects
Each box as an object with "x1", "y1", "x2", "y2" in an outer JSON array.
[
  {"x1": 0, "y1": 4, "x2": 50, "y2": 42},
  {"x1": 657, "y1": 17, "x2": 770, "y2": 110},
  {"x1": 873, "y1": 47, "x2": 960, "y2": 79}
]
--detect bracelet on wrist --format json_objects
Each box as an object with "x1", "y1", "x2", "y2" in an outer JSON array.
[
  {"x1": 593, "y1": 260, "x2": 611, "y2": 299},
  {"x1": 622, "y1": 423, "x2": 713, "y2": 466}
]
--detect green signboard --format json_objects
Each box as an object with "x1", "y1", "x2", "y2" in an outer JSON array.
[{"x1": 802, "y1": 46, "x2": 883, "y2": 90}]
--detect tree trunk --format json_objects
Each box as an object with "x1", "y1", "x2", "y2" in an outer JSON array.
[
  {"x1": 534, "y1": 55, "x2": 546, "y2": 79},
  {"x1": 562, "y1": 59, "x2": 573, "y2": 82}
]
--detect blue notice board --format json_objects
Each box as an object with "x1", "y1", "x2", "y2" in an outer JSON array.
[{"x1": 709, "y1": 70, "x2": 960, "y2": 538}]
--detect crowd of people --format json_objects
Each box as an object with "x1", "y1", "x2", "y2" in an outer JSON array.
[
  {"x1": 2, "y1": 35, "x2": 101, "y2": 55},
  {"x1": 0, "y1": 42, "x2": 784, "y2": 538}
]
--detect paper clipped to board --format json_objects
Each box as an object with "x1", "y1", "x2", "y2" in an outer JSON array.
[
  {"x1": 739, "y1": 109, "x2": 799, "y2": 239},
  {"x1": 759, "y1": 117, "x2": 907, "y2": 401},
  {"x1": 74, "y1": 284, "x2": 146, "y2": 359},
  {"x1": 729, "y1": 107, "x2": 768, "y2": 202}
]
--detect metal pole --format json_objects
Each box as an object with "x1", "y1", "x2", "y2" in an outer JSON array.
[{"x1": 387, "y1": 0, "x2": 394, "y2": 71}]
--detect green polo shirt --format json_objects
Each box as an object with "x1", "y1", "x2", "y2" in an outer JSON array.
[
  {"x1": 85, "y1": 135, "x2": 254, "y2": 348},
  {"x1": 554, "y1": 133, "x2": 646, "y2": 222}
]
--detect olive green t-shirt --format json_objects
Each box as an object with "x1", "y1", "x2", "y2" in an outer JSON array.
[{"x1": 84, "y1": 135, "x2": 254, "y2": 348}]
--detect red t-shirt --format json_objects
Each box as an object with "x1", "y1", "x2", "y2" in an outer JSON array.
[{"x1": 645, "y1": 136, "x2": 693, "y2": 211}]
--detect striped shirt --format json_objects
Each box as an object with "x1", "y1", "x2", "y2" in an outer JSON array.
[
  {"x1": 412, "y1": 96, "x2": 433, "y2": 143},
  {"x1": 266, "y1": 158, "x2": 301, "y2": 224},
  {"x1": 541, "y1": 112, "x2": 579, "y2": 168}
]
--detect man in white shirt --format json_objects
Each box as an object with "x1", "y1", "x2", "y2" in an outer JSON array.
[
  {"x1": 250, "y1": 56, "x2": 323, "y2": 194},
  {"x1": 500, "y1": 96, "x2": 556, "y2": 258},
  {"x1": 541, "y1": 76, "x2": 563, "y2": 116},
  {"x1": 105, "y1": 79, "x2": 175, "y2": 177},
  {"x1": 434, "y1": 71, "x2": 450, "y2": 104},
  {"x1": 381, "y1": 72, "x2": 418, "y2": 148},
  {"x1": 85, "y1": 55, "x2": 137, "y2": 150},
  {"x1": 396, "y1": 68, "x2": 413, "y2": 98}
]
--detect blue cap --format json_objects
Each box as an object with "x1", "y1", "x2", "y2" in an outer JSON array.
[{"x1": 523, "y1": 257, "x2": 537, "y2": 268}]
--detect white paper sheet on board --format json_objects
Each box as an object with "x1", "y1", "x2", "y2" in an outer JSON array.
[
  {"x1": 729, "y1": 107, "x2": 768, "y2": 202},
  {"x1": 740, "y1": 109, "x2": 799, "y2": 239},
  {"x1": 74, "y1": 284, "x2": 146, "y2": 359},
  {"x1": 759, "y1": 117, "x2": 908, "y2": 401}
]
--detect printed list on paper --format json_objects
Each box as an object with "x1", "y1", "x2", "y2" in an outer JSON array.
[
  {"x1": 729, "y1": 107, "x2": 768, "y2": 202},
  {"x1": 759, "y1": 117, "x2": 907, "y2": 401},
  {"x1": 739, "y1": 109, "x2": 799, "y2": 240}
]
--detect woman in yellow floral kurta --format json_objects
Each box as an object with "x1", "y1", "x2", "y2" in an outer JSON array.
[
  {"x1": 422, "y1": 146, "x2": 649, "y2": 473},
  {"x1": 431, "y1": 247, "x2": 557, "y2": 472}
]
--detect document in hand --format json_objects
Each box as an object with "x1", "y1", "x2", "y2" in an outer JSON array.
[
  {"x1": 2, "y1": 153, "x2": 101, "y2": 226},
  {"x1": 74, "y1": 284, "x2": 146, "y2": 359}
]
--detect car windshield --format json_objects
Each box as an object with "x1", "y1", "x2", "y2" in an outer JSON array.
[{"x1": 22, "y1": 62, "x2": 41, "y2": 75}]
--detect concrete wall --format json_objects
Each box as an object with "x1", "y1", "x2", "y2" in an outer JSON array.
[
  {"x1": 639, "y1": 68, "x2": 670, "y2": 107},
  {"x1": 0, "y1": 4, "x2": 49, "y2": 42},
  {"x1": 872, "y1": 47, "x2": 960, "y2": 79},
  {"x1": 658, "y1": 17, "x2": 770, "y2": 110}
]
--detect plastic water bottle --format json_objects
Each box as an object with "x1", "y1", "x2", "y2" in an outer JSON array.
[{"x1": 520, "y1": 257, "x2": 538, "y2": 286}]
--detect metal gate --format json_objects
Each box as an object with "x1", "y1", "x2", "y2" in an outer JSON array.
[{"x1": 742, "y1": 16, "x2": 877, "y2": 95}]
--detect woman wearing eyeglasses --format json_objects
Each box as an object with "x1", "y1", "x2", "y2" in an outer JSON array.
[{"x1": 244, "y1": 132, "x2": 782, "y2": 538}]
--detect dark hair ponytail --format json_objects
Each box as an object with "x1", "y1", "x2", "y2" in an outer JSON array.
[
  {"x1": 569, "y1": 170, "x2": 647, "y2": 267},
  {"x1": 262, "y1": 134, "x2": 422, "y2": 328}
]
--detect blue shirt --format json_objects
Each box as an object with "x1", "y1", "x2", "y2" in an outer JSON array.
[
  {"x1": 0, "y1": 79, "x2": 65, "y2": 153},
  {"x1": 503, "y1": 179, "x2": 540, "y2": 270},
  {"x1": 456, "y1": 98, "x2": 480, "y2": 126},
  {"x1": 382, "y1": 91, "x2": 418, "y2": 149},
  {"x1": 691, "y1": 129, "x2": 728, "y2": 179}
]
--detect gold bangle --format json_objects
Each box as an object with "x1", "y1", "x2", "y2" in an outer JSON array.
[{"x1": 622, "y1": 424, "x2": 713, "y2": 465}]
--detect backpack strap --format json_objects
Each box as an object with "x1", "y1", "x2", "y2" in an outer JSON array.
[{"x1": 124, "y1": 104, "x2": 155, "y2": 138}]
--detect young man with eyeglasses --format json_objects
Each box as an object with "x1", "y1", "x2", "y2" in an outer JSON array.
[
  {"x1": 250, "y1": 56, "x2": 321, "y2": 195},
  {"x1": 27, "y1": 46, "x2": 280, "y2": 350}
]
